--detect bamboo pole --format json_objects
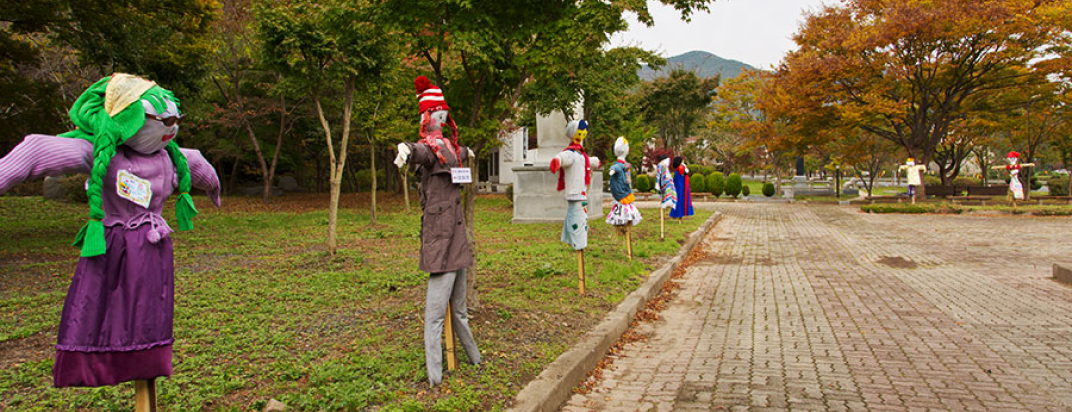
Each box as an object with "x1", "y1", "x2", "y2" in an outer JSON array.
[
  {"x1": 577, "y1": 250, "x2": 586, "y2": 295},
  {"x1": 134, "y1": 379, "x2": 157, "y2": 412},
  {"x1": 444, "y1": 302, "x2": 457, "y2": 370},
  {"x1": 626, "y1": 225, "x2": 632, "y2": 260}
]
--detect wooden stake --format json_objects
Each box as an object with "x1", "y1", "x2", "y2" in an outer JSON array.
[
  {"x1": 134, "y1": 379, "x2": 157, "y2": 412},
  {"x1": 625, "y1": 225, "x2": 633, "y2": 260},
  {"x1": 577, "y1": 250, "x2": 586, "y2": 295},
  {"x1": 444, "y1": 302, "x2": 457, "y2": 371},
  {"x1": 660, "y1": 207, "x2": 665, "y2": 240}
]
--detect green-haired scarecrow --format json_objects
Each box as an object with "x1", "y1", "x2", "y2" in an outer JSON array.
[{"x1": 0, "y1": 74, "x2": 220, "y2": 409}]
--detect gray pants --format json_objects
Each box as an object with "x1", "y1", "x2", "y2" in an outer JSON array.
[{"x1": 424, "y1": 269, "x2": 481, "y2": 385}]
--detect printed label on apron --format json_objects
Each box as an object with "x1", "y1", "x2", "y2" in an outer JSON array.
[
  {"x1": 451, "y1": 167, "x2": 472, "y2": 184},
  {"x1": 117, "y1": 170, "x2": 152, "y2": 208}
]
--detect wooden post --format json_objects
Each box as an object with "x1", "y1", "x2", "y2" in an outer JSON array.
[
  {"x1": 444, "y1": 302, "x2": 457, "y2": 371},
  {"x1": 577, "y1": 250, "x2": 586, "y2": 295},
  {"x1": 660, "y1": 207, "x2": 665, "y2": 240},
  {"x1": 625, "y1": 225, "x2": 633, "y2": 260},
  {"x1": 134, "y1": 379, "x2": 157, "y2": 412}
]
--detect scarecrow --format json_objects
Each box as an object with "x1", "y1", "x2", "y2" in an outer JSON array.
[
  {"x1": 394, "y1": 76, "x2": 480, "y2": 386},
  {"x1": 605, "y1": 137, "x2": 642, "y2": 258},
  {"x1": 654, "y1": 154, "x2": 677, "y2": 239},
  {"x1": 549, "y1": 119, "x2": 600, "y2": 294},
  {"x1": 991, "y1": 151, "x2": 1035, "y2": 201},
  {"x1": 0, "y1": 74, "x2": 220, "y2": 411}
]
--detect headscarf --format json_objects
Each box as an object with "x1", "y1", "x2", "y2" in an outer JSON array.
[{"x1": 59, "y1": 74, "x2": 197, "y2": 257}]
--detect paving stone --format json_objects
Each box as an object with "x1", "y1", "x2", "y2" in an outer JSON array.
[{"x1": 562, "y1": 204, "x2": 1072, "y2": 411}]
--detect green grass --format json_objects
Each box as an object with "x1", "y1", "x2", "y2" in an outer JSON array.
[
  {"x1": 0, "y1": 193, "x2": 710, "y2": 411},
  {"x1": 860, "y1": 202, "x2": 1072, "y2": 216}
]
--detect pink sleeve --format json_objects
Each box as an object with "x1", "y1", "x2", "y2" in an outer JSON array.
[
  {"x1": 180, "y1": 148, "x2": 222, "y2": 207},
  {"x1": 0, "y1": 134, "x2": 93, "y2": 194}
]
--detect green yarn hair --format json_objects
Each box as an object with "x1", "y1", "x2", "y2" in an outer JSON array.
[{"x1": 63, "y1": 75, "x2": 196, "y2": 257}]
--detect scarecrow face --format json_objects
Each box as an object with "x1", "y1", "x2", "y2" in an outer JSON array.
[
  {"x1": 613, "y1": 137, "x2": 629, "y2": 159},
  {"x1": 1006, "y1": 155, "x2": 1019, "y2": 165},
  {"x1": 425, "y1": 110, "x2": 449, "y2": 133},
  {"x1": 126, "y1": 99, "x2": 180, "y2": 154},
  {"x1": 905, "y1": 158, "x2": 915, "y2": 166}
]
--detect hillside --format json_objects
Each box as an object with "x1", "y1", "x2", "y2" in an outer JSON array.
[{"x1": 639, "y1": 50, "x2": 757, "y2": 80}]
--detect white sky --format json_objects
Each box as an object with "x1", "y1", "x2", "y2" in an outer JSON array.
[{"x1": 610, "y1": 0, "x2": 831, "y2": 70}]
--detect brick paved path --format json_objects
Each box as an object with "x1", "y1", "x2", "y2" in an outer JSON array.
[{"x1": 565, "y1": 204, "x2": 1072, "y2": 411}]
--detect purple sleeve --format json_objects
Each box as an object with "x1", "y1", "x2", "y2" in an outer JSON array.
[
  {"x1": 180, "y1": 148, "x2": 221, "y2": 207},
  {"x1": 0, "y1": 134, "x2": 93, "y2": 194}
]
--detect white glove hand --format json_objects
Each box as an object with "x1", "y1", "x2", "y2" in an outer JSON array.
[
  {"x1": 468, "y1": 148, "x2": 476, "y2": 160},
  {"x1": 655, "y1": 179, "x2": 661, "y2": 191},
  {"x1": 394, "y1": 143, "x2": 411, "y2": 168},
  {"x1": 589, "y1": 156, "x2": 600, "y2": 170},
  {"x1": 609, "y1": 169, "x2": 616, "y2": 176}
]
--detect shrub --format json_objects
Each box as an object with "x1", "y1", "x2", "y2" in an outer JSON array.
[
  {"x1": 1048, "y1": 176, "x2": 1070, "y2": 196},
  {"x1": 861, "y1": 203, "x2": 963, "y2": 214},
  {"x1": 762, "y1": 182, "x2": 776, "y2": 197},
  {"x1": 635, "y1": 174, "x2": 652, "y2": 193},
  {"x1": 61, "y1": 174, "x2": 90, "y2": 203},
  {"x1": 690, "y1": 173, "x2": 706, "y2": 192},
  {"x1": 952, "y1": 176, "x2": 979, "y2": 187},
  {"x1": 725, "y1": 173, "x2": 743, "y2": 198},
  {"x1": 742, "y1": 185, "x2": 751, "y2": 197},
  {"x1": 708, "y1": 172, "x2": 725, "y2": 197},
  {"x1": 505, "y1": 184, "x2": 514, "y2": 205},
  {"x1": 923, "y1": 175, "x2": 941, "y2": 186},
  {"x1": 691, "y1": 165, "x2": 711, "y2": 177}
]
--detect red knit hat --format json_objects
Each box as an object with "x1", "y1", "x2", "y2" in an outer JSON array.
[
  {"x1": 1007, "y1": 151, "x2": 1020, "y2": 158},
  {"x1": 415, "y1": 76, "x2": 448, "y2": 114}
]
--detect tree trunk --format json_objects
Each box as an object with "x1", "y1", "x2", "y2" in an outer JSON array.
[
  {"x1": 228, "y1": 157, "x2": 241, "y2": 195},
  {"x1": 317, "y1": 77, "x2": 356, "y2": 256},
  {"x1": 464, "y1": 151, "x2": 479, "y2": 309},
  {"x1": 370, "y1": 140, "x2": 377, "y2": 225}
]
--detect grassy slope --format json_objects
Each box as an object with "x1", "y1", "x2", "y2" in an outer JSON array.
[{"x1": 0, "y1": 193, "x2": 710, "y2": 411}]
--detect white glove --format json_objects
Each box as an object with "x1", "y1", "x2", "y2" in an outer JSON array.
[
  {"x1": 609, "y1": 169, "x2": 616, "y2": 176},
  {"x1": 394, "y1": 143, "x2": 411, "y2": 168},
  {"x1": 655, "y1": 178, "x2": 661, "y2": 191},
  {"x1": 468, "y1": 148, "x2": 476, "y2": 160},
  {"x1": 589, "y1": 156, "x2": 600, "y2": 170}
]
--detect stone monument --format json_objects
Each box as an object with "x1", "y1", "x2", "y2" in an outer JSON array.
[{"x1": 511, "y1": 102, "x2": 603, "y2": 223}]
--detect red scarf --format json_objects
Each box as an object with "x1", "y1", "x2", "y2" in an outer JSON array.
[
  {"x1": 555, "y1": 143, "x2": 590, "y2": 191},
  {"x1": 419, "y1": 111, "x2": 461, "y2": 164}
]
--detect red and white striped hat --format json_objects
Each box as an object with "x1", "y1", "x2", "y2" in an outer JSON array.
[{"x1": 414, "y1": 76, "x2": 449, "y2": 114}]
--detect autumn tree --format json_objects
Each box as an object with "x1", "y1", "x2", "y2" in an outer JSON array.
[
  {"x1": 769, "y1": 0, "x2": 1072, "y2": 196},
  {"x1": 257, "y1": 0, "x2": 396, "y2": 255}
]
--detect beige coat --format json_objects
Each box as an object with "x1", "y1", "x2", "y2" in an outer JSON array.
[{"x1": 405, "y1": 141, "x2": 473, "y2": 274}]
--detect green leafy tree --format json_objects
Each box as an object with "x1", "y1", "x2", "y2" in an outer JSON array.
[
  {"x1": 257, "y1": 0, "x2": 396, "y2": 255},
  {"x1": 639, "y1": 69, "x2": 718, "y2": 152},
  {"x1": 635, "y1": 174, "x2": 652, "y2": 193}
]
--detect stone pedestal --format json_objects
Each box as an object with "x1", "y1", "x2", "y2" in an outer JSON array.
[
  {"x1": 513, "y1": 101, "x2": 604, "y2": 223},
  {"x1": 512, "y1": 165, "x2": 603, "y2": 223}
]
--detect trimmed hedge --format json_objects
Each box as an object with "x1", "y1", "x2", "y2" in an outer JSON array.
[
  {"x1": 635, "y1": 174, "x2": 652, "y2": 193},
  {"x1": 691, "y1": 173, "x2": 706, "y2": 192},
  {"x1": 725, "y1": 173, "x2": 743, "y2": 198},
  {"x1": 708, "y1": 172, "x2": 725, "y2": 197},
  {"x1": 1048, "y1": 176, "x2": 1070, "y2": 196},
  {"x1": 861, "y1": 203, "x2": 963, "y2": 214},
  {"x1": 742, "y1": 185, "x2": 751, "y2": 197},
  {"x1": 762, "y1": 182, "x2": 775, "y2": 197}
]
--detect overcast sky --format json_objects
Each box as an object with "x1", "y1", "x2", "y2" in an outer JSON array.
[{"x1": 610, "y1": 0, "x2": 831, "y2": 70}]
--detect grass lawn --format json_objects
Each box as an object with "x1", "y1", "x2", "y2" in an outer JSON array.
[{"x1": 0, "y1": 193, "x2": 710, "y2": 411}]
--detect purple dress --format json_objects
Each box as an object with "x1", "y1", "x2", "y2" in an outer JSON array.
[{"x1": 0, "y1": 134, "x2": 220, "y2": 387}]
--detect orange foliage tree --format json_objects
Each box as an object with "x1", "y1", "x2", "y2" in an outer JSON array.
[{"x1": 767, "y1": 0, "x2": 1072, "y2": 196}]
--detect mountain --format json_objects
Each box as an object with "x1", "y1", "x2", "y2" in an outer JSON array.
[{"x1": 638, "y1": 51, "x2": 757, "y2": 81}]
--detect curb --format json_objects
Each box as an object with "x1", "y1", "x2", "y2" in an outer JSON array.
[{"x1": 506, "y1": 211, "x2": 724, "y2": 412}]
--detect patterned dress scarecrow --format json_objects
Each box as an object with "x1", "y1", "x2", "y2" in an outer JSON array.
[
  {"x1": 0, "y1": 74, "x2": 220, "y2": 398},
  {"x1": 605, "y1": 137, "x2": 642, "y2": 227},
  {"x1": 394, "y1": 76, "x2": 480, "y2": 386},
  {"x1": 669, "y1": 156, "x2": 693, "y2": 219}
]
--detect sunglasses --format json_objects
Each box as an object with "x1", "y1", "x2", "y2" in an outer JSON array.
[{"x1": 145, "y1": 113, "x2": 184, "y2": 127}]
